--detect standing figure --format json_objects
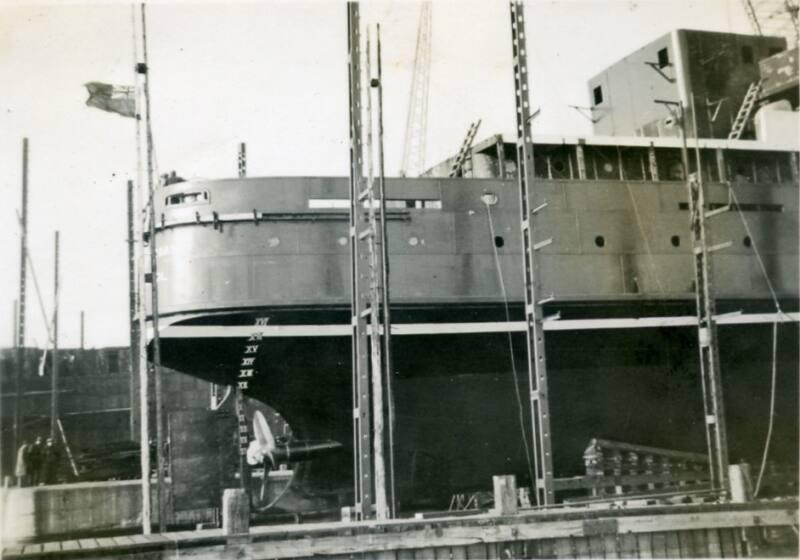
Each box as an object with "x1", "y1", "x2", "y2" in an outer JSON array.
[
  {"x1": 42, "y1": 438, "x2": 61, "y2": 485},
  {"x1": 28, "y1": 436, "x2": 43, "y2": 485},
  {"x1": 14, "y1": 439, "x2": 30, "y2": 487}
]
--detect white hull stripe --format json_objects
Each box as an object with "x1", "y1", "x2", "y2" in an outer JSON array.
[{"x1": 157, "y1": 312, "x2": 799, "y2": 339}]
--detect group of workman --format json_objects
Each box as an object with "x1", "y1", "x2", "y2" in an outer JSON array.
[{"x1": 14, "y1": 436, "x2": 62, "y2": 487}]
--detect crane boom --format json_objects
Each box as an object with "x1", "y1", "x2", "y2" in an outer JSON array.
[
  {"x1": 741, "y1": 0, "x2": 799, "y2": 44},
  {"x1": 399, "y1": 3, "x2": 432, "y2": 177}
]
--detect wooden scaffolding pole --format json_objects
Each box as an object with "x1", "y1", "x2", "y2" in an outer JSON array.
[
  {"x1": 14, "y1": 137, "x2": 29, "y2": 459},
  {"x1": 50, "y1": 231, "x2": 60, "y2": 441},
  {"x1": 140, "y1": 2, "x2": 167, "y2": 532},
  {"x1": 509, "y1": 1, "x2": 555, "y2": 506},
  {"x1": 347, "y1": 2, "x2": 374, "y2": 520}
]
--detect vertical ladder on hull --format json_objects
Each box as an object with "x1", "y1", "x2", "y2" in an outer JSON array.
[
  {"x1": 728, "y1": 80, "x2": 763, "y2": 140},
  {"x1": 510, "y1": 1, "x2": 555, "y2": 507},
  {"x1": 347, "y1": 3, "x2": 392, "y2": 521},
  {"x1": 449, "y1": 120, "x2": 482, "y2": 177}
]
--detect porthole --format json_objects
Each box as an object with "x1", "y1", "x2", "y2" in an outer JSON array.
[
  {"x1": 743, "y1": 236, "x2": 752, "y2": 248},
  {"x1": 594, "y1": 235, "x2": 605, "y2": 248},
  {"x1": 480, "y1": 193, "x2": 498, "y2": 206},
  {"x1": 268, "y1": 237, "x2": 280, "y2": 248},
  {"x1": 409, "y1": 236, "x2": 419, "y2": 247},
  {"x1": 494, "y1": 236, "x2": 505, "y2": 248},
  {"x1": 337, "y1": 237, "x2": 347, "y2": 246},
  {"x1": 671, "y1": 235, "x2": 680, "y2": 247}
]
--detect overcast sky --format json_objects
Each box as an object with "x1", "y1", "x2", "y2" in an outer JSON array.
[{"x1": 0, "y1": 0, "x2": 752, "y2": 349}]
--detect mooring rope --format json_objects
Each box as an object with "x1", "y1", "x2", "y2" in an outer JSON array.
[
  {"x1": 625, "y1": 182, "x2": 665, "y2": 293},
  {"x1": 484, "y1": 199, "x2": 536, "y2": 488},
  {"x1": 726, "y1": 183, "x2": 784, "y2": 497}
]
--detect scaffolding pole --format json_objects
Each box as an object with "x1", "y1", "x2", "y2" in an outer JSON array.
[
  {"x1": 140, "y1": 2, "x2": 166, "y2": 533},
  {"x1": 687, "y1": 97, "x2": 730, "y2": 493},
  {"x1": 128, "y1": 180, "x2": 139, "y2": 440},
  {"x1": 50, "y1": 231, "x2": 60, "y2": 441},
  {"x1": 347, "y1": 2, "x2": 377, "y2": 520},
  {"x1": 509, "y1": 1, "x2": 555, "y2": 506},
  {"x1": 14, "y1": 137, "x2": 29, "y2": 459}
]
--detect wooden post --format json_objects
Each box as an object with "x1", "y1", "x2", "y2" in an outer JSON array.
[
  {"x1": 50, "y1": 231, "x2": 60, "y2": 441},
  {"x1": 222, "y1": 488, "x2": 250, "y2": 537},
  {"x1": 729, "y1": 464, "x2": 753, "y2": 503},
  {"x1": 79, "y1": 311, "x2": 85, "y2": 350},
  {"x1": 492, "y1": 475, "x2": 518, "y2": 516}
]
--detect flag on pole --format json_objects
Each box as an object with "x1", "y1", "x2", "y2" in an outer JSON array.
[{"x1": 84, "y1": 82, "x2": 136, "y2": 118}]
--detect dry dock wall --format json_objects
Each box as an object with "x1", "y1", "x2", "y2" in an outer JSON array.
[
  {"x1": 2, "y1": 501, "x2": 797, "y2": 559},
  {"x1": 1, "y1": 480, "x2": 172, "y2": 542}
]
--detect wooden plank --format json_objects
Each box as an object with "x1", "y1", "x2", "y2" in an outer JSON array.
[
  {"x1": 528, "y1": 539, "x2": 556, "y2": 558},
  {"x1": 706, "y1": 528, "x2": 722, "y2": 558},
  {"x1": 95, "y1": 537, "x2": 117, "y2": 548},
  {"x1": 465, "y1": 543, "x2": 487, "y2": 559},
  {"x1": 664, "y1": 531, "x2": 681, "y2": 558},
  {"x1": 395, "y1": 548, "x2": 415, "y2": 560},
  {"x1": 60, "y1": 541, "x2": 81, "y2": 552},
  {"x1": 553, "y1": 537, "x2": 575, "y2": 558},
  {"x1": 589, "y1": 535, "x2": 606, "y2": 558},
  {"x1": 20, "y1": 544, "x2": 42, "y2": 555},
  {"x1": 128, "y1": 533, "x2": 154, "y2": 545},
  {"x1": 574, "y1": 536, "x2": 591, "y2": 558},
  {"x1": 42, "y1": 542, "x2": 61, "y2": 553},
  {"x1": 719, "y1": 528, "x2": 735, "y2": 557},
  {"x1": 77, "y1": 539, "x2": 98, "y2": 550},
  {"x1": 651, "y1": 533, "x2": 668, "y2": 558},
  {"x1": 4, "y1": 546, "x2": 24, "y2": 556},
  {"x1": 636, "y1": 533, "x2": 653, "y2": 558},
  {"x1": 604, "y1": 534, "x2": 620, "y2": 559},
  {"x1": 113, "y1": 536, "x2": 138, "y2": 546},
  {"x1": 692, "y1": 529, "x2": 709, "y2": 558},
  {"x1": 619, "y1": 532, "x2": 638, "y2": 558},
  {"x1": 415, "y1": 547, "x2": 436, "y2": 560}
]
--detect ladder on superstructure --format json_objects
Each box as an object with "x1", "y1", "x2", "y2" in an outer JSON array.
[
  {"x1": 449, "y1": 120, "x2": 482, "y2": 178},
  {"x1": 347, "y1": 3, "x2": 392, "y2": 521},
  {"x1": 510, "y1": 1, "x2": 555, "y2": 506},
  {"x1": 728, "y1": 80, "x2": 763, "y2": 140}
]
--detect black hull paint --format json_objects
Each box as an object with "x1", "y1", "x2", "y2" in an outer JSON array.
[{"x1": 158, "y1": 301, "x2": 799, "y2": 510}]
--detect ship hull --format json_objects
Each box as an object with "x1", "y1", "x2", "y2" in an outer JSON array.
[{"x1": 158, "y1": 300, "x2": 799, "y2": 510}]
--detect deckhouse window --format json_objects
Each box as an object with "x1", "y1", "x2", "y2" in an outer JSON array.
[
  {"x1": 657, "y1": 47, "x2": 670, "y2": 68},
  {"x1": 593, "y1": 85, "x2": 603, "y2": 106},
  {"x1": 165, "y1": 191, "x2": 209, "y2": 206}
]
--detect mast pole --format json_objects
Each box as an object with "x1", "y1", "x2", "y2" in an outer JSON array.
[
  {"x1": 14, "y1": 137, "x2": 29, "y2": 460},
  {"x1": 80, "y1": 311, "x2": 85, "y2": 350},
  {"x1": 140, "y1": 2, "x2": 166, "y2": 533},
  {"x1": 50, "y1": 231, "x2": 60, "y2": 441}
]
